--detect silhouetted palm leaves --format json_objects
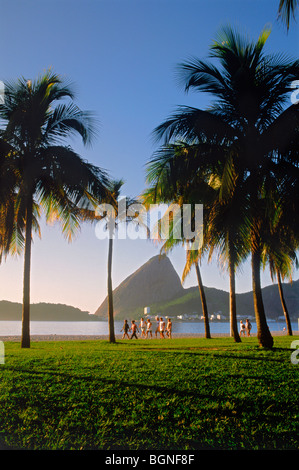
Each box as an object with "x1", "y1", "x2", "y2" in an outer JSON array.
[
  {"x1": 0, "y1": 71, "x2": 109, "y2": 347},
  {"x1": 146, "y1": 26, "x2": 299, "y2": 348},
  {"x1": 278, "y1": 0, "x2": 298, "y2": 30}
]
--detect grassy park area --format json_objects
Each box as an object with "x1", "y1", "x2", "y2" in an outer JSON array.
[{"x1": 0, "y1": 336, "x2": 298, "y2": 450}]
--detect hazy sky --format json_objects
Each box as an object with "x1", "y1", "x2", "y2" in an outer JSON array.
[{"x1": 0, "y1": 0, "x2": 298, "y2": 313}]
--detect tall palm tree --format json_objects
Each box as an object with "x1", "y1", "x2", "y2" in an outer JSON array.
[
  {"x1": 182, "y1": 250, "x2": 211, "y2": 339},
  {"x1": 206, "y1": 177, "x2": 250, "y2": 342},
  {"x1": 261, "y1": 179, "x2": 299, "y2": 335},
  {"x1": 95, "y1": 179, "x2": 140, "y2": 343},
  {"x1": 145, "y1": 142, "x2": 248, "y2": 342},
  {"x1": 144, "y1": 143, "x2": 212, "y2": 339},
  {"x1": 0, "y1": 71, "x2": 108, "y2": 348},
  {"x1": 152, "y1": 26, "x2": 299, "y2": 348}
]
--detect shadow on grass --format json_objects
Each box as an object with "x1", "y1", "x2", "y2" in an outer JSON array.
[
  {"x1": 1, "y1": 363, "x2": 297, "y2": 450},
  {"x1": 3, "y1": 363, "x2": 290, "y2": 406},
  {"x1": 98, "y1": 346, "x2": 288, "y2": 363}
]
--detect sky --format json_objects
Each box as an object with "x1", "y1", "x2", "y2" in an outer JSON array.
[{"x1": 0, "y1": 0, "x2": 298, "y2": 313}]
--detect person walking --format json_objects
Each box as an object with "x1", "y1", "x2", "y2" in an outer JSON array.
[
  {"x1": 166, "y1": 318, "x2": 172, "y2": 339},
  {"x1": 155, "y1": 315, "x2": 160, "y2": 338},
  {"x1": 120, "y1": 319, "x2": 130, "y2": 339},
  {"x1": 245, "y1": 319, "x2": 252, "y2": 337},
  {"x1": 139, "y1": 318, "x2": 147, "y2": 338},
  {"x1": 239, "y1": 320, "x2": 246, "y2": 337},
  {"x1": 145, "y1": 319, "x2": 152, "y2": 338},
  {"x1": 159, "y1": 317, "x2": 165, "y2": 339},
  {"x1": 130, "y1": 320, "x2": 139, "y2": 339}
]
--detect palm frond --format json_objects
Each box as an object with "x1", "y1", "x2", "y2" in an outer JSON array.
[
  {"x1": 44, "y1": 102, "x2": 98, "y2": 146},
  {"x1": 152, "y1": 106, "x2": 236, "y2": 144},
  {"x1": 182, "y1": 249, "x2": 201, "y2": 284},
  {"x1": 177, "y1": 57, "x2": 228, "y2": 98},
  {"x1": 278, "y1": 0, "x2": 298, "y2": 29}
]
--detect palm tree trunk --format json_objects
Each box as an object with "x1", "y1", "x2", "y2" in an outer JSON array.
[
  {"x1": 195, "y1": 262, "x2": 211, "y2": 339},
  {"x1": 107, "y1": 236, "x2": 116, "y2": 343},
  {"x1": 21, "y1": 197, "x2": 33, "y2": 349},
  {"x1": 228, "y1": 254, "x2": 241, "y2": 342},
  {"x1": 251, "y1": 249, "x2": 273, "y2": 348},
  {"x1": 276, "y1": 269, "x2": 293, "y2": 335}
]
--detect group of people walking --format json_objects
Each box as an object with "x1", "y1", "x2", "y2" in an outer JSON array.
[
  {"x1": 239, "y1": 319, "x2": 252, "y2": 337},
  {"x1": 121, "y1": 316, "x2": 253, "y2": 339},
  {"x1": 121, "y1": 316, "x2": 172, "y2": 340}
]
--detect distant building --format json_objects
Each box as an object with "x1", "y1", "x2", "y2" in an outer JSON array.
[{"x1": 144, "y1": 307, "x2": 150, "y2": 315}]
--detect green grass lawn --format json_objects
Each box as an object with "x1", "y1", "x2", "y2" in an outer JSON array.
[{"x1": 0, "y1": 336, "x2": 298, "y2": 450}]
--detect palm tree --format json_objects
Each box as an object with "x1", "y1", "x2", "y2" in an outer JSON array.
[
  {"x1": 152, "y1": 26, "x2": 299, "y2": 348},
  {"x1": 145, "y1": 142, "x2": 248, "y2": 342},
  {"x1": 206, "y1": 179, "x2": 250, "y2": 343},
  {"x1": 144, "y1": 143, "x2": 212, "y2": 339},
  {"x1": 261, "y1": 180, "x2": 299, "y2": 335},
  {"x1": 277, "y1": 0, "x2": 298, "y2": 30},
  {"x1": 0, "y1": 71, "x2": 108, "y2": 348},
  {"x1": 182, "y1": 250, "x2": 211, "y2": 339},
  {"x1": 276, "y1": 270, "x2": 295, "y2": 335},
  {"x1": 95, "y1": 179, "x2": 141, "y2": 343}
]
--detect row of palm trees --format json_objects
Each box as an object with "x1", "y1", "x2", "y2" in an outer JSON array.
[
  {"x1": 142, "y1": 26, "x2": 299, "y2": 349},
  {"x1": 0, "y1": 72, "x2": 140, "y2": 348},
  {"x1": 0, "y1": 23, "x2": 298, "y2": 349}
]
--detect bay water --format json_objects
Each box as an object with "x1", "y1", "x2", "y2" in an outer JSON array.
[{"x1": 0, "y1": 320, "x2": 297, "y2": 336}]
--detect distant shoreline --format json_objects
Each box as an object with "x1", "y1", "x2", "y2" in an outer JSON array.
[{"x1": 0, "y1": 331, "x2": 297, "y2": 342}]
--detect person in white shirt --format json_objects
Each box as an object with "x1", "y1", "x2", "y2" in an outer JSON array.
[
  {"x1": 240, "y1": 320, "x2": 246, "y2": 337},
  {"x1": 145, "y1": 319, "x2": 152, "y2": 338},
  {"x1": 139, "y1": 318, "x2": 146, "y2": 338},
  {"x1": 159, "y1": 317, "x2": 165, "y2": 338}
]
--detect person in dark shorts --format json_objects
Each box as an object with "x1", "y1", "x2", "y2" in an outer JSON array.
[
  {"x1": 245, "y1": 318, "x2": 252, "y2": 337},
  {"x1": 121, "y1": 319, "x2": 130, "y2": 339},
  {"x1": 130, "y1": 320, "x2": 139, "y2": 339}
]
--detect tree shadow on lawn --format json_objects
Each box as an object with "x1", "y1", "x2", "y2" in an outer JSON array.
[
  {"x1": 2, "y1": 365, "x2": 297, "y2": 450},
  {"x1": 4, "y1": 364, "x2": 290, "y2": 406},
  {"x1": 107, "y1": 340, "x2": 292, "y2": 357},
  {"x1": 104, "y1": 346, "x2": 288, "y2": 364}
]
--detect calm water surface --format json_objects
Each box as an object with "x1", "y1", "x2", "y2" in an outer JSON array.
[{"x1": 0, "y1": 320, "x2": 297, "y2": 336}]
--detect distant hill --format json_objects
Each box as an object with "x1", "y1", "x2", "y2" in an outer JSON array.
[
  {"x1": 148, "y1": 281, "x2": 299, "y2": 320},
  {"x1": 2, "y1": 255, "x2": 297, "y2": 322},
  {"x1": 0, "y1": 301, "x2": 97, "y2": 321},
  {"x1": 94, "y1": 255, "x2": 299, "y2": 320},
  {"x1": 95, "y1": 254, "x2": 184, "y2": 319}
]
